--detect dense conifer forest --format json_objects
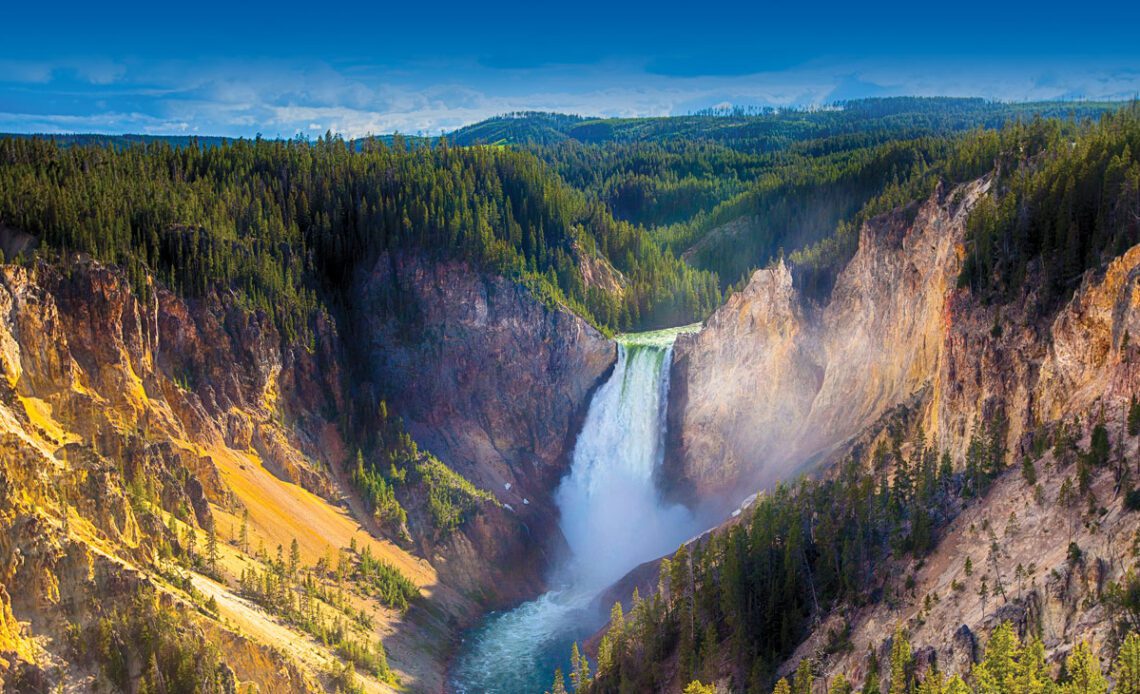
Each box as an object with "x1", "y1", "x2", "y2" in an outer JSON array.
[
  {"x1": 569, "y1": 413, "x2": 1140, "y2": 694},
  {"x1": 0, "y1": 135, "x2": 720, "y2": 338}
]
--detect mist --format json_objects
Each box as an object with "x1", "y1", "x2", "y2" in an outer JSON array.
[
  {"x1": 451, "y1": 327, "x2": 704, "y2": 692},
  {"x1": 555, "y1": 339, "x2": 702, "y2": 593}
]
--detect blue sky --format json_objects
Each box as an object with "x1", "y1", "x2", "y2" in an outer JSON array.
[{"x1": 2, "y1": 0, "x2": 1138, "y2": 137}]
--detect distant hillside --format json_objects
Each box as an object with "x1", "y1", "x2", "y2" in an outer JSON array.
[
  {"x1": 448, "y1": 98, "x2": 1121, "y2": 150},
  {"x1": 444, "y1": 112, "x2": 589, "y2": 146},
  {"x1": 0, "y1": 132, "x2": 236, "y2": 149},
  {"x1": 490, "y1": 99, "x2": 1131, "y2": 293},
  {"x1": 1, "y1": 131, "x2": 436, "y2": 151}
]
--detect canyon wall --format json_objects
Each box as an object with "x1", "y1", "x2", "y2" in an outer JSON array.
[
  {"x1": 0, "y1": 258, "x2": 364, "y2": 690},
  {"x1": 666, "y1": 179, "x2": 989, "y2": 506},
  {"x1": 652, "y1": 179, "x2": 1140, "y2": 690},
  {"x1": 667, "y1": 176, "x2": 1140, "y2": 513},
  {"x1": 354, "y1": 250, "x2": 615, "y2": 570},
  {"x1": 0, "y1": 252, "x2": 613, "y2": 692}
]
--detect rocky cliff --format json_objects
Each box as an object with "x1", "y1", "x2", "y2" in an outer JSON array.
[
  {"x1": 0, "y1": 251, "x2": 613, "y2": 692},
  {"x1": 354, "y1": 250, "x2": 615, "y2": 595},
  {"x1": 0, "y1": 258, "x2": 348, "y2": 690},
  {"x1": 784, "y1": 415, "x2": 1140, "y2": 690},
  {"x1": 668, "y1": 174, "x2": 1140, "y2": 510},
  {"x1": 666, "y1": 179, "x2": 989, "y2": 506}
]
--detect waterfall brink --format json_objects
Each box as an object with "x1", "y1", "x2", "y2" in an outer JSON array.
[{"x1": 451, "y1": 326, "x2": 701, "y2": 693}]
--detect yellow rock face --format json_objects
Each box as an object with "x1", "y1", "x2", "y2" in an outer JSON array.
[
  {"x1": 668, "y1": 179, "x2": 992, "y2": 504},
  {"x1": 669, "y1": 174, "x2": 1140, "y2": 512}
]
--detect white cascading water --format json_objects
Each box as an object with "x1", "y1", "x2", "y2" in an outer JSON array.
[{"x1": 451, "y1": 327, "x2": 702, "y2": 693}]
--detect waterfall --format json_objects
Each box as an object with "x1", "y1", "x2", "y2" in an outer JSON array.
[
  {"x1": 451, "y1": 326, "x2": 701, "y2": 693},
  {"x1": 556, "y1": 334, "x2": 697, "y2": 591}
]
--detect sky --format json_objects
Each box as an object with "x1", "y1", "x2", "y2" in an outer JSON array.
[{"x1": 2, "y1": 0, "x2": 1138, "y2": 138}]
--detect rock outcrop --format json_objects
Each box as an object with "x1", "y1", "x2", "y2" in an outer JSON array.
[
  {"x1": 355, "y1": 250, "x2": 615, "y2": 572},
  {"x1": 667, "y1": 179, "x2": 989, "y2": 506}
]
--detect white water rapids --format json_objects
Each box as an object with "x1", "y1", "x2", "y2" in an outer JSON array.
[{"x1": 450, "y1": 326, "x2": 703, "y2": 693}]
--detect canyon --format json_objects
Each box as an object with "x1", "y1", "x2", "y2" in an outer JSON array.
[
  {"x1": 4, "y1": 174, "x2": 1140, "y2": 691},
  {"x1": 1, "y1": 110, "x2": 1139, "y2": 694},
  {"x1": 612, "y1": 176, "x2": 1140, "y2": 690}
]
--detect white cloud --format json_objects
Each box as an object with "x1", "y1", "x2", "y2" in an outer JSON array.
[{"x1": 1, "y1": 56, "x2": 1138, "y2": 137}]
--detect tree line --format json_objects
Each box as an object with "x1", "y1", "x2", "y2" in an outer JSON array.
[{"x1": 0, "y1": 133, "x2": 720, "y2": 337}]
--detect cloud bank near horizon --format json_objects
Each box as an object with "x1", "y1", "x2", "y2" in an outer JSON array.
[{"x1": 1, "y1": 57, "x2": 1138, "y2": 139}]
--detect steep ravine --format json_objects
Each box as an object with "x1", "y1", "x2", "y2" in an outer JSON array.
[
  {"x1": 0, "y1": 251, "x2": 615, "y2": 692},
  {"x1": 628, "y1": 176, "x2": 1140, "y2": 690}
]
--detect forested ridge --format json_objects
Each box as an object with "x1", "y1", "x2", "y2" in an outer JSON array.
[
  {"x1": 491, "y1": 98, "x2": 1124, "y2": 294},
  {"x1": 449, "y1": 99, "x2": 1119, "y2": 151},
  {"x1": 958, "y1": 105, "x2": 1140, "y2": 312},
  {"x1": 0, "y1": 134, "x2": 719, "y2": 338},
  {"x1": 2, "y1": 98, "x2": 1125, "y2": 327}
]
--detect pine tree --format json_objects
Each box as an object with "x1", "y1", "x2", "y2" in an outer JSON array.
[
  {"x1": 597, "y1": 634, "x2": 614, "y2": 677},
  {"x1": 773, "y1": 677, "x2": 792, "y2": 694},
  {"x1": 830, "y1": 673, "x2": 853, "y2": 694},
  {"x1": 1015, "y1": 635, "x2": 1051, "y2": 694},
  {"x1": 1129, "y1": 395, "x2": 1140, "y2": 436},
  {"x1": 570, "y1": 641, "x2": 590, "y2": 691},
  {"x1": 1114, "y1": 633, "x2": 1140, "y2": 694},
  {"x1": 973, "y1": 622, "x2": 1019, "y2": 694},
  {"x1": 1061, "y1": 642, "x2": 1107, "y2": 694},
  {"x1": 1021, "y1": 457, "x2": 1037, "y2": 486},
  {"x1": 864, "y1": 648, "x2": 882, "y2": 694},
  {"x1": 207, "y1": 519, "x2": 219, "y2": 572},
  {"x1": 1089, "y1": 422, "x2": 1111, "y2": 468},
  {"x1": 939, "y1": 451, "x2": 954, "y2": 486},
  {"x1": 942, "y1": 675, "x2": 972, "y2": 694},
  {"x1": 289, "y1": 538, "x2": 301, "y2": 578},
  {"x1": 186, "y1": 526, "x2": 198, "y2": 562},
  {"x1": 609, "y1": 601, "x2": 626, "y2": 637},
  {"x1": 916, "y1": 671, "x2": 941, "y2": 694},
  {"x1": 549, "y1": 668, "x2": 568, "y2": 694},
  {"x1": 608, "y1": 600, "x2": 627, "y2": 668},
  {"x1": 889, "y1": 629, "x2": 912, "y2": 694},
  {"x1": 240, "y1": 508, "x2": 250, "y2": 552},
  {"x1": 794, "y1": 659, "x2": 814, "y2": 694}
]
